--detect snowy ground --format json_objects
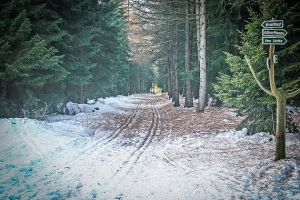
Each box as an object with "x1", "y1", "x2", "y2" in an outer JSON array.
[{"x1": 1, "y1": 94, "x2": 300, "y2": 199}]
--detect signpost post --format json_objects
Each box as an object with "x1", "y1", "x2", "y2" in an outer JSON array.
[{"x1": 246, "y1": 18, "x2": 300, "y2": 161}]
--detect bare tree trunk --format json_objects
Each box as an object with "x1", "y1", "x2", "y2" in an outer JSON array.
[
  {"x1": 1, "y1": 81, "x2": 7, "y2": 99},
  {"x1": 196, "y1": 0, "x2": 207, "y2": 112},
  {"x1": 128, "y1": 73, "x2": 132, "y2": 95},
  {"x1": 141, "y1": 68, "x2": 144, "y2": 93},
  {"x1": 138, "y1": 74, "x2": 141, "y2": 93},
  {"x1": 185, "y1": 1, "x2": 193, "y2": 108},
  {"x1": 80, "y1": 85, "x2": 86, "y2": 104},
  {"x1": 172, "y1": 22, "x2": 180, "y2": 107},
  {"x1": 167, "y1": 55, "x2": 172, "y2": 99},
  {"x1": 275, "y1": 96, "x2": 287, "y2": 160}
]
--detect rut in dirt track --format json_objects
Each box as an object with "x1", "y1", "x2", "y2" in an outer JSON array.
[
  {"x1": 107, "y1": 97, "x2": 162, "y2": 186},
  {"x1": 41, "y1": 95, "x2": 166, "y2": 191},
  {"x1": 36, "y1": 100, "x2": 145, "y2": 188},
  {"x1": 72, "y1": 100, "x2": 144, "y2": 156},
  {"x1": 101, "y1": 101, "x2": 143, "y2": 144}
]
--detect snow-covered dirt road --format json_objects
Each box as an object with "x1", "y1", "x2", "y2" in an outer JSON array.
[{"x1": 1, "y1": 94, "x2": 300, "y2": 199}]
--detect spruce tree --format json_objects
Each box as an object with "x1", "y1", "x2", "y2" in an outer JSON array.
[
  {"x1": 50, "y1": 0, "x2": 130, "y2": 102},
  {"x1": 87, "y1": 0, "x2": 130, "y2": 97},
  {"x1": 0, "y1": 0, "x2": 67, "y2": 117},
  {"x1": 0, "y1": 0, "x2": 131, "y2": 117},
  {"x1": 206, "y1": 0, "x2": 244, "y2": 101},
  {"x1": 213, "y1": 0, "x2": 300, "y2": 134}
]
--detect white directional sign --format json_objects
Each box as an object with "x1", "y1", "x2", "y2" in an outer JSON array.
[
  {"x1": 261, "y1": 20, "x2": 284, "y2": 28},
  {"x1": 262, "y1": 37, "x2": 287, "y2": 45},
  {"x1": 262, "y1": 29, "x2": 287, "y2": 37},
  {"x1": 262, "y1": 20, "x2": 287, "y2": 45}
]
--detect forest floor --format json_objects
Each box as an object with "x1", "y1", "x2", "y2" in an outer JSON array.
[{"x1": 1, "y1": 93, "x2": 300, "y2": 199}]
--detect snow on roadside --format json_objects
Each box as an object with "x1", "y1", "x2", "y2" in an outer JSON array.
[
  {"x1": 0, "y1": 94, "x2": 300, "y2": 199},
  {"x1": 160, "y1": 129, "x2": 300, "y2": 199}
]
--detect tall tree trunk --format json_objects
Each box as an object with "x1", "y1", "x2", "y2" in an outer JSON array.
[
  {"x1": 138, "y1": 74, "x2": 141, "y2": 93},
  {"x1": 185, "y1": 1, "x2": 193, "y2": 108},
  {"x1": 275, "y1": 96, "x2": 287, "y2": 160},
  {"x1": 172, "y1": 22, "x2": 180, "y2": 107},
  {"x1": 196, "y1": 0, "x2": 207, "y2": 112},
  {"x1": 129, "y1": 63, "x2": 134, "y2": 95},
  {"x1": 128, "y1": 74, "x2": 132, "y2": 95},
  {"x1": 1, "y1": 81, "x2": 7, "y2": 99},
  {"x1": 167, "y1": 55, "x2": 172, "y2": 99},
  {"x1": 80, "y1": 85, "x2": 86, "y2": 104},
  {"x1": 140, "y1": 68, "x2": 144, "y2": 93}
]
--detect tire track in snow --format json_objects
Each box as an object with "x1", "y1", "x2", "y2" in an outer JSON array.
[
  {"x1": 15, "y1": 119, "x2": 46, "y2": 158},
  {"x1": 135, "y1": 101, "x2": 160, "y2": 160},
  {"x1": 35, "y1": 101, "x2": 143, "y2": 192},
  {"x1": 36, "y1": 95, "x2": 164, "y2": 198},
  {"x1": 66, "y1": 101, "x2": 143, "y2": 161},
  {"x1": 107, "y1": 99, "x2": 160, "y2": 187},
  {"x1": 99, "y1": 101, "x2": 143, "y2": 144}
]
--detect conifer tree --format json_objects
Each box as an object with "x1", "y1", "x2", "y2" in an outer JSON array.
[
  {"x1": 0, "y1": 0, "x2": 67, "y2": 116},
  {"x1": 51, "y1": 0, "x2": 130, "y2": 101},
  {"x1": 206, "y1": 0, "x2": 244, "y2": 104},
  {"x1": 0, "y1": 0, "x2": 131, "y2": 117},
  {"x1": 213, "y1": 0, "x2": 300, "y2": 134},
  {"x1": 88, "y1": 0, "x2": 130, "y2": 97}
]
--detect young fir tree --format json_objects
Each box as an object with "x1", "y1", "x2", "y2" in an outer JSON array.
[
  {"x1": 213, "y1": 0, "x2": 300, "y2": 134},
  {"x1": 206, "y1": 0, "x2": 244, "y2": 103},
  {"x1": 0, "y1": 0, "x2": 67, "y2": 117}
]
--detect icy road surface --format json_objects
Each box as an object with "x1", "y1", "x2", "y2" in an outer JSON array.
[{"x1": 1, "y1": 94, "x2": 300, "y2": 199}]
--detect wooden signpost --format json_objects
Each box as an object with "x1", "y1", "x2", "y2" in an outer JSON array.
[{"x1": 245, "y1": 18, "x2": 300, "y2": 160}]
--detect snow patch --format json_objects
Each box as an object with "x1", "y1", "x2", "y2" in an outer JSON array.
[{"x1": 1, "y1": 94, "x2": 300, "y2": 199}]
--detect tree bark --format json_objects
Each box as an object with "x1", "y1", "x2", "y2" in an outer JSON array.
[
  {"x1": 185, "y1": 1, "x2": 193, "y2": 108},
  {"x1": 167, "y1": 55, "x2": 172, "y2": 99},
  {"x1": 275, "y1": 96, "x2": 287, "y2": 160},
  {"x1": 196, "y1": 0, "x2": 207, "y2": 112},
  {"x1": 80, "y1": 85, "x2": 86, "y2": 104},
  {"x1": 268, "y1": 44, "x2": 285, "y2": 161},
  {"x1": 172, "y1": 22, "x2": 180, "y2": 107},
  {"x1": 1, "y1": 81, "x2": 7, "y2": 99}
]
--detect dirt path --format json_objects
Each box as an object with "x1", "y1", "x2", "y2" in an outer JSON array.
[
  {"x1": 86, "y1": 94, "x2": 300, "y2": 199},
  {"x1": 1, "y1": 94, "x2": 300, "y2": 199}
]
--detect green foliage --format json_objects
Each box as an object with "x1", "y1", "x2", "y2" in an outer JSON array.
[
  {"x1": 0, "y1": 0, "x2": 130, "y2": 117},
  {"x1": 56, "y1": 0, "x2": 130, "y2": 102},
  {"x1": 0, "y1": 0, "x2": 67, "y2": 116},
  {"x1": 214, "y1": 0, "x2": 300, "y2": 134},
  {"x1": 206, "y1": 0, "x2": 245, "y2": 94},
  {"x1": 237, "y1": 104, "x2": 276, "y2": 134}
]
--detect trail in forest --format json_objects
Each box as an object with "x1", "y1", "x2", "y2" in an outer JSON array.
[{"x1": 1, "y1": 94, "x2": 300, "y2": 199}]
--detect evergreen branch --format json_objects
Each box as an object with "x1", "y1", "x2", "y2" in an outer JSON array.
[{"x1": 244, "y1": 55, "x2": 273, "y2": 96}]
